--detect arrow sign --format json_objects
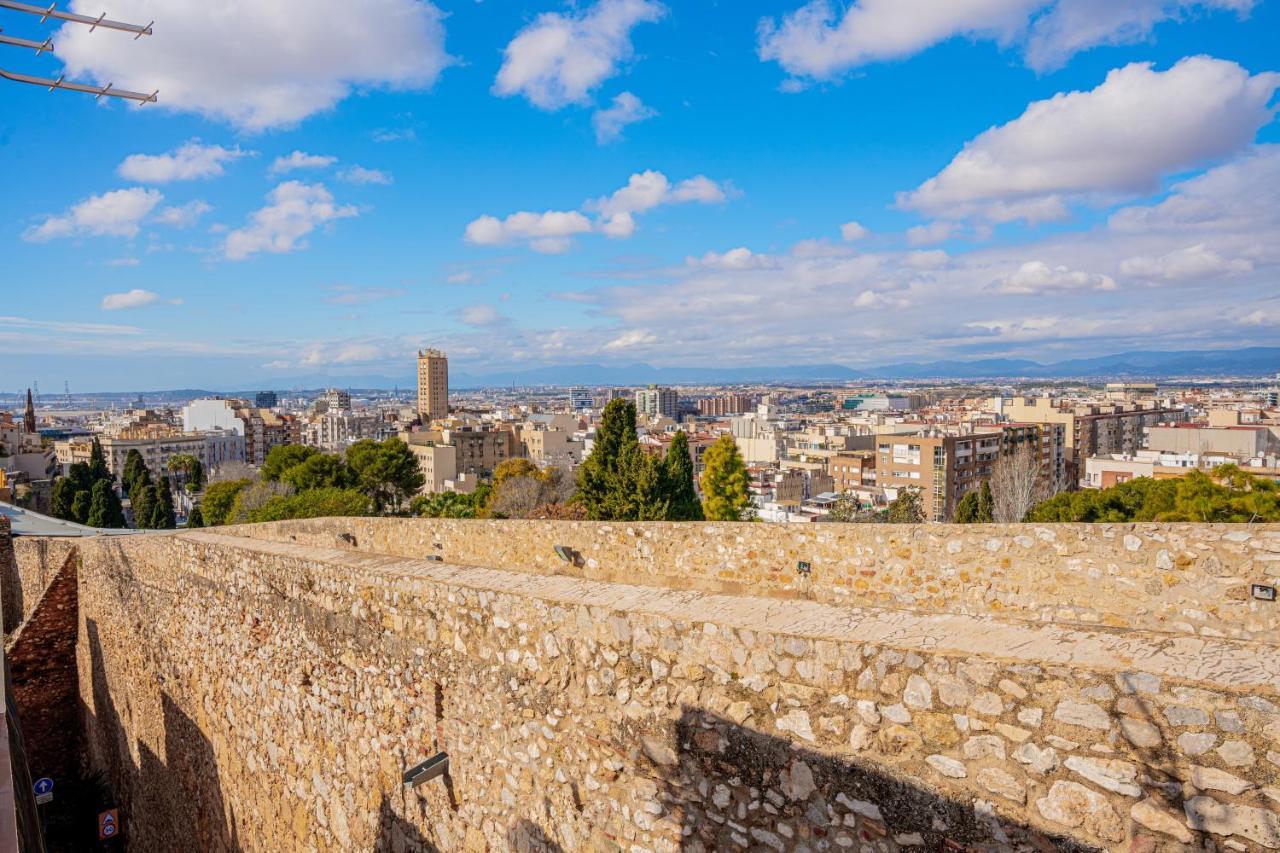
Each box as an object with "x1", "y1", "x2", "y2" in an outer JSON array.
[
  {"x1": 33, "y1": 777, "x2": 53, "y2": 804},
  {"x1": 98, "y1": 809, "x2": 119, "y2": 840}
]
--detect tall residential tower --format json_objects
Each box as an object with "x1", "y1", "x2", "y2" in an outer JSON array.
[{"x1": 417, "y1": 349, "x2": 449, "y2": 422}]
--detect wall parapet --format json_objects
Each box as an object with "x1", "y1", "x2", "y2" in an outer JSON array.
[
  {"x1": 68, "y1": 526, "x2": 1280, "y2": 852},
  {"x1": 235, "y1": 517, "x2": 1280, "y2": 641}
]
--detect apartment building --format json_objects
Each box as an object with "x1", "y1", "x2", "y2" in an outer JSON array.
[
  {"x1": 635, "y1": 385, "x2": 678, "y2": 419},
  {"x1": 697, "y1": 393, "x2": 753, "y2": 417},
  {"x1": 876, "y1": 428, "x2": 1003, "y2": 522},
  {"x1": 417, "y1": 349, "x2": 449, "y2": 422},
  {"x1": 829, "y1": 451, "x2": 877, "y2": 493},
  {"x1": 235, "y1": 408, "x2": 301, "y2": 466}
]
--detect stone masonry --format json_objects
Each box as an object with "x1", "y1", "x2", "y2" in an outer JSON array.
[{"x1": 16, "y1": 522, "x2": 1270, "y2": 852}]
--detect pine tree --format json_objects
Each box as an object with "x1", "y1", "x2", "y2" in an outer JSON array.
[
  {"x1": 186, "y1": 505, "x2": 205, "y2": 529},
  {"x1": 576, "y1": 399, "x2": 639, "y2": 520},
  {"x1": 622, "y1": 445, "x2": 671, "y2": 520},
  {"x1": 663, "y1": 430, "x2": 703, "y2": 520},
  {"x1": 150, "y1": 477, "x2": 176, "y2": 530},
  {"x1": 70, "y1": 490, "x2": 92, "y2": 525},
  {"x1": 86, "y1": 479, "x2": 126, "y2": 528},
  {"x1": 699, "y1": 435, "x2": 751, "y2": 521},
  {"x1": 954, "y1": 490, "x2": 979, "y2": 523},
  {"x1": 977, "y1": 481, "x2": 995, "y2": 522},
  {"x1": 887, "y1": 488, "x2": 925, "y2": 523},
  {"x1": 131, "y1": 484, "x2": 156, "y2": 529}
]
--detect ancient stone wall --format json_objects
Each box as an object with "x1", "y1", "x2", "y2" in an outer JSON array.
[
  {"x1": 3, "y1": 531, "x2": 77, "y2": 636},
  {"x1": 67, "y1": 527, "x2": 1279, "y2": 852},
  {"x1": 237, "y1": 518, "x2": 1280, "y2": 641}
]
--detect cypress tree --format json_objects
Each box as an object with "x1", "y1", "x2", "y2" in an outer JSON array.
[
  {"x1": 621, "y1": 445, "x2": 671, "y2": 521},
  {"x1": 86, "y1": 479, "x2": 126, "y2": 528},
  {"x1": 88, "y1": 437, "x2": 111, "y2": 483},
  {"x1": 150, "y1": 477, "x2": 176, "y2": 530},
  {"x1": 576, "y1": 399, "x2": 639, "y2": 520},
  {"x1": 663, "y1": 430, "x2": 704, "y2": 520},
  {"x1": 977, "y1": 481, "x2": 995, "y2": 523},
  {"x1": 699, "y1": 435, "x2": 751, "y2": 521},
  {"x1": 954, "y1": 490, "x2": 979, "y2": 523},
  {"x1": 186, "y1": 505, "x2": 205, "y2": 529},
  {"x1": 70, "y1": 489, "x2": 92, "y2": 525},
  {"x1": 122, "y1": 450, "x2": 147, "y2": 496},
  {"x1": 51, "y1": 478, "x2": 78, "y2": 521},
  {"x1": 131, "y1": 484, "x2": 156, "y2": 529}
]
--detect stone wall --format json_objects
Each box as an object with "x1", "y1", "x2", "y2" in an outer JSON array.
[
  {"x1": 3, "y1": 530, "x2": 77, "y2": 636},
  {"x1": 66, "y1": 527, "x2": 1279, "y2": 852},
  {"x1": 236, "y1": 518, "x2": 1280, "y2": 641}
]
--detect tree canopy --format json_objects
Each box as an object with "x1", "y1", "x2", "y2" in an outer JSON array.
[
  {"x1": 1026, "y1": 466, "x2": 1280, "y2": 523},
  {"x1": 886, "y1": 488, "x2": 925, "y2": 523},
  {"x1": 346, "y1": 438, "x2": 424, "y2": 512},
  {"x1": 664, "y1": 431, "x2": 703, "y2": 521},
  {"x1": 261, "y1": 445, "x2": 320, "y2": 482},
  {"x1": 200, "y1": 479, "x2": 252, "y2": 527},
  {"x1": 245, "y1": 488, "x2": 371, "y2": 523},
  {"x1": 699, "y1": 434, "x2": 751, "y2": 521}
]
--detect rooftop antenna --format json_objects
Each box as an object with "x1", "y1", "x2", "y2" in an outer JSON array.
[{"x1": 0, "y1": 0, "x2": 157, "y2": 103}]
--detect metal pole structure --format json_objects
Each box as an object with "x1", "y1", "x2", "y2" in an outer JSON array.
[
  {"x1": 0, "y1": 1, "x2": 152, "y2": 37},
  {"x1": 0, "y1": 0, "x2": 156, "y2": 103}
]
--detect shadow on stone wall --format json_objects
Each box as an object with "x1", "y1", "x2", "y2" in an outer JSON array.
[
  {"x1": 644, "y1": 706, "x2": 1095, "y2": 852},
  {"x1": 375, "y1": 795, "x2": 441, "y2": 852},
  {"x1": 84, "y1": 618, "x2": 241, "y2": 851}
]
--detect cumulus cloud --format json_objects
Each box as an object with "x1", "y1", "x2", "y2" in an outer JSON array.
[
  {"x1": 224, "y1": 182, "x2": 357, "y2": 260},
  {"x1": 1119, "y1": 243, "x2": 1253, "y2": 281},
  {"x1": 905, "y1": 221, "x2": 957, "y2": 246},
  {"x1": 24, "y1": 187, "x2": 162, "y2": 241},
  {"x1": 154, "y1": 200, "x2": 212, "y2": 229},
  {"x1": 100, "y1": 289, "x2": 181, "y2": 310},
  {"x1": 55, "y1": 0, "x2": 452, "y2": 131},
  {"x1": 604, "y1": 329, "x2": 658, "y2": 350},
  {"x1": 758, "y1": 0, "x2": 1256, "y2": 81},
  {"x1": 840, "y1": 220, "x2": 869, "y2": 241},
  {"x1": 592, "y1": 91, "x2": 658, "y2": 143},
  {"x1": 687, "y1": 247, "x2": 779, "y2": 270},
  {"x1": 494, "y1": 0, "x2": 665, "y2": 110},
  {"x1": 117, "y1": 141, "x2": 247, "y2": 183},
  {"x1": 900, "y1": 57, "x2": 1280, "y2": 223},
  {"x1": 337, "y1": 166, "x2": 394, "y2": 185},
  {"x1": 989, "y1": 261, "x2": 1118, "y2": 293},
  {"x1": 466, "y1": 170, "x2": 730, "y2": 251},
  {"x1": 464, "y1": 211, "x2": 594, "y2": 254},
  {"x1": 459, "y1": 304, "x2": 502, "y2": 326},
  {"x1": 269, "y1": 151, "x2": 337, "y2": 175}
]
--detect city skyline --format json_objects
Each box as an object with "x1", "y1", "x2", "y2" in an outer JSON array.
[{"x1": 2, "y1": 0, "x2": 1278, "y2": 390}]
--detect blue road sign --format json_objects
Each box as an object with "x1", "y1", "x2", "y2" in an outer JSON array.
[{"x1": 33, "y1": 778, "x2": 53, "y2": 796}]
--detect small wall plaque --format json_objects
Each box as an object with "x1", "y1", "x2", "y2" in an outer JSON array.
[
  {"x1": 1251, "y1": 584, "x2": 1276, "y2": 602},
  {"x1": 797, "y1": 560, "x2": 812, "y2": 576}
]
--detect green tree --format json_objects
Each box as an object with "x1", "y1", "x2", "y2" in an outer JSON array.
[
  {"x1": 281, "y1": 453, "x2": 355, "y2": 492},
  {"x1": 69, "y1": 489, "x2": 92, "y2": 525},
  {"x1": 663, "y1": 431, "x2": 703, "y2": 520},
  {"x1": 168, "y1": 454, "x2": 205, "y2": 492},
  {"x1": 699, "y1": 434, "x2": 751, "y2": 521},
  {"x1": 186, "y1": 505, "x2": 205, "y2": 529},
  {"x1": 200, "y1": 479, "x2": 252, "y2": 526},
  {"x1": 50, "y1": 477, "x2": 79, "y2": 521},
  {"x1": 121, "y1": 450, "x2": 148, "y2": 496},
  {"x1": 411, "y1": 490, "x2": 481, "y2": 519},
  {"x1": 576, "y1": 399, "x2": 640, "y2": 520},
  {"x1": 977, "y1": 481, "x2": 995, "y2": 522},
  {"x1": 150, "y1": 477, "x2": 176, "y2": 529},
  {"x1": 886, "y1": 488, "x2": 925, "y2": 523},
  {"x1": 130, "y1": 483, "x2": 154, "y2": 529},
  {"x1": 246, "y1": 488, "x2": 371, "y2": 523},
  {"x1": 1027, "y1": 466, "x2": 1280, "y2": 524},
  {"x1": 88, "y1": 437, "x2": 111, "y2": 483},
  {"x1": 227, "y1": 481, "x2": 291, "y2": 525},
  {"x1": 261, "y1": 444, "x2": 319, "y2": 482},
  {"x1": 620, "y1": 444, "x2": 671, "y2": 521},
  {"x1": 345, "y1": 438, "x2": 424, "y2": 512},
  {"x1": 86, "y1": 479, "x2": 127, "y2": 528}
]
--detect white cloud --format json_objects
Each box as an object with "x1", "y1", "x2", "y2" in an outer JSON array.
[
  {"x1": 372, "y1": 128, "x2": 417, "y2": 143},
  {"x1": 688, "y1": 247, "x2": 778, "y2": 270},
  {"x1": 154, "y1": 200, "x2": 212, "y2": 229},
  {"x1": 337, "y1": 166, "x2": 394, "y2": 185},
  {"x1": 466, "y1": 169, "x2": 730, "y2": 250},
  {"x1": 494, "y1": 0, "x2": 665, "y2": 110},
  {"x1": 459, "y1": 304, "x2": 502, "y2": 326},
  {"x1": 990, "y1": 260, "x2": 1117, "y2": 293},
  {"x1": 101, "y1": 289, "x2": 181, "y2": 310},
  {"x1": 105, "y1": 258, "x2": 141, "y2": 267},
  {"x1": 591, "y1": 170, "x2": 729, "y2": 237},
  {"x1": 1119, "y1": 243, "x2": 1253, "y2": 281},
  {"x1": 758, "y1": 0, "x2": 1256, "y2": 81},
  {"x1": 903, "y1": 249, "x2": 950, "y2": 269},
  {"x1": 905, "y1": 221, "x2": 956, "y2": 245},
  {"x1": 592, "y1": 91, "x2": 658, "y2": 143},
  {"x1": 446, "y1": 271, "x2": 475, "y2": 284},
  {"x1": 24, "y1": 187, "x2": 162, "y2": 241},
  {"x1": 224, "y1": 182, "x2": 357, "y2": 260},
  {"x1": 900, "y1": 57, "x2": 1280, "y2": 223},
  {"x1": 604, "y1": 329, "x2": 658, "y2": 350},
  {"x1": 117, "y1": 141, "x2": 247, "y2": 183},
  {"x1": 323, "y1": 285, "x2": 406, "y2": 305},
  {"x1": 269, "y1": 151, "x2": 337, "y2": 175},
  {"x1": 464, "y1": 211, "x2": 594, "y2": 254},
  {"x1": 840, "y1": 220, "x2": 869, "y2": 241},
  {"x1": 55, "y1": 0, "x2": 452, "y2": 131}
]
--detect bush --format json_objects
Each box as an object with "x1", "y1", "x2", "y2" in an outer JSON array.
[{"x1": 246, "y1": 488, "x2": 372, "y2": 523}]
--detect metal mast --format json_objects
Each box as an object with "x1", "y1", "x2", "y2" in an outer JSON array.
[{"x1": 0, "y1": 0, "x2": 157, "y2": 103}]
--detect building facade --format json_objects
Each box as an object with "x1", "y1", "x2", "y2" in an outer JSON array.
[
  {"x1": 635, "y1": 386, "x2": 678, "y2": 419},
  {"x1": 417, "y1": 349, "x2": 449, "y2": 422}
]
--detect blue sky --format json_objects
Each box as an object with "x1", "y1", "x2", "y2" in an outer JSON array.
[{"x1": 1, "y1": 0, "x2": 1278, "y2": 391}]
